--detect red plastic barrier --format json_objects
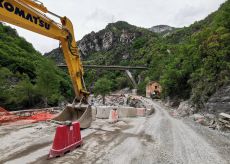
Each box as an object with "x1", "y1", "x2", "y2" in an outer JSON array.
[
  {"x1": 48, "y1": 122, "x2": 83, "y2": 159},
  {"x1": 109, "y1": 109, "x2": 118, "y2": 123}
]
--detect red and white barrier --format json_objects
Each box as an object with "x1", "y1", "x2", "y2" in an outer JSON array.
[{"x1": 109, "y1": 109, "x2": 118, "y2": 123}]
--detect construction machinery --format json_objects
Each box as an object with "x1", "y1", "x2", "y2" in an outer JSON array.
[{"x1": 0, "y1": 0, "x2": 92, "y2": 128}]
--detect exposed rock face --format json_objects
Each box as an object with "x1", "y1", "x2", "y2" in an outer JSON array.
[
  {"x1": 78, "y1": 31, "x2": 100, "y2": 56},
  {"x1": 44, "y1": 21, "x2": 153, "y2": 64},
  {"x1": 149, "y1": 25, "x2": 175, "y2": 33},
  {"x1": 44, "y1": 48, "x2": 65, "y2": 65},
  {"x1": 205, "y1": 85, "x2": 230, "y2": 114},
  {"x1": 120, "y1": 30, "x2": 136, "y2": 44},
  {"x1": 102, "y1": 31, "x2": 113, "y2": 50},
  {"x1": 78, "y1": 27, "x2": 136, "y2": 57}
]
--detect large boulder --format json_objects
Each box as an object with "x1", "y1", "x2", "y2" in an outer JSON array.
[{"x1": 177, "y1": 101, "x2": 197, "y2": 116}]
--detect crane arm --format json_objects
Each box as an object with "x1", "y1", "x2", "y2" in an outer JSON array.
[{"x1": 0, "y1": 0, "x2": 89, "y2": 101}]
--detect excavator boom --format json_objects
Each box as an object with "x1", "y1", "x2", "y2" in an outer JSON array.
[{"x1": 0, "y1": 0, "x2": 92, "y2": 128}]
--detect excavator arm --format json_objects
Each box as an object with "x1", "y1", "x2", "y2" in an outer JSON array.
[
  {"x1": 0, "y1": 0, "x2": 92, "y2": 128},
  {"x1": 0, "y1": 0, "x2": 88, "y2": 100}
]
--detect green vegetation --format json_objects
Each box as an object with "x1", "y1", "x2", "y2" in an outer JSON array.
[
  {"x1": 93, "y1": 78, "x2": 112, "y2": 104},
  {"x1": 82, "y1": 21, "x2": 156, "y2": 93},
  {"x1": 0, "y1": 23, "x2": 73, "y2": 110},
  {"x1": 85, "y1": 1, "x2": 230, "y2": 108},
  {"x1": 0, "y1": 0, "x2": 229, "y2": 110},
  {"x1": 35, "y1": 61, "x2": 63, "y2": 107},
  {"x1": 159, "y1": 1, "x2": 230, "y2": 107}
]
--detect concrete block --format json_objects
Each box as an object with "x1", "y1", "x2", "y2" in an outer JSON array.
[
  {"x1": 96, "y1": 106, "x2": 118, "y2": 119},
  {"x1": 91, "y1": 106, "x2": 97, "y2": 121},
  {"x1": 136, "y1": 108, "x2": 146, "y2": 117},
  {"x1": 118, "y1": 107, "x2": 137, "y2": 118}
]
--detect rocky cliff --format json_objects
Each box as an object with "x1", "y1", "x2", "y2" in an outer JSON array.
[
  {"x1": 44, "y1": 0, "x2": 230, "y2": 112},
  {"x1": 45, "y1": 21, "x2": 155, "y2": 64},
  {"x1": 205, "y1": 85, "x2": 230, "y2": 114},
  {"x1": 44, "y1": 21, "x2": 157, "y2": 93},
  {"x1": 149, "y1": 25, "x2": 176, "y2": 36}
]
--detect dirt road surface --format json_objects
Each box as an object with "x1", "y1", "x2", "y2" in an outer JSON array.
[{"x1": 0, "y1": 99, "x2": 230, "y2": 164}]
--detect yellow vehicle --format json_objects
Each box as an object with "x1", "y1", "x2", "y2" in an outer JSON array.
[{"x1": 0, "y1": 0, "x2": 92, "y2": 128}]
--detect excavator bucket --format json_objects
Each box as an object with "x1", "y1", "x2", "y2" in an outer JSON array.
[{"x1": 52, "y1": 104, "x2": 92, "y2": 129}]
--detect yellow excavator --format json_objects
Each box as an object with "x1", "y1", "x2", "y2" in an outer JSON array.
[{"x1": 0, "y1": 0, "x2": 92, "y2": 128}]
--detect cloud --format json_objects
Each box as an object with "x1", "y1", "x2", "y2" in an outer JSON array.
[
  {"x1": 83, "y1": 9, "x2": 116, "y2": 32},
  {"x1": 86, "y1": 9, "x2": 115, "y2": 22},
  {"x1": 172, "y1": 0, "x2": 227, "y2": 27},
  {"x1": 3, "y1": 0, "x2": 226, "y2": 53},
  {"x1": 173, "y1": 5, "x2": 206, "y2": 27}
]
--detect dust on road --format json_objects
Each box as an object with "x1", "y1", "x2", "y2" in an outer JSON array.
[{"x1": 1, "y1": 99, "x2": 230, "y2": 164}]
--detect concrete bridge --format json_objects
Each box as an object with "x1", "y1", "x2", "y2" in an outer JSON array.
[{"x1": 58, "y1": 64, "x2": 148, "y2": 89}]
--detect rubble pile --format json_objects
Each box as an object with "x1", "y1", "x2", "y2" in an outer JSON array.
[
  {"x1": 208, "y1": 113, "x2": 230, "y2": 131},
  {"x1": 167, "y1": 101, "x2": 230, "y2": 132},
  {"x1": 188, "y1": 112, "x2": 230, "y2": 131},
  {"x1": 127, "y1": 96, "x2": 145, "y2": 108},
  {"x1": 175, "y1": 101, "x2": 197, "y2": 117},
  {"x1": 90, "y1": 94, "x2": 155, "y2": 120},
  {"x1": 92, "y1": 95, "x2": 127, "y2": 106},
  {"x1": 92, "y1": 94, "x2": 146, "y2": 108},
  {"x1": 191, "y1": 114, "x2": 209, "y2": 126}
]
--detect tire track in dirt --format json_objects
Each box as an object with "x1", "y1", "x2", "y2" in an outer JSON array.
[
  {"x1": 151, "y1": 101, "x2": 227, "y2": 164},
  {"x1": 3, "y1": 99, "x2": 230, "y2": 164}
]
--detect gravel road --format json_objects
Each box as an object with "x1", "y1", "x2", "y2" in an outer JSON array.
[{"x1": 1, "y1": 99, "x2": 230, "y2": 164}]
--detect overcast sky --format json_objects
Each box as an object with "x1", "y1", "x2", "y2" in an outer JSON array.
[{"x1": 8, "y1": 0, "x2": 226, "y2": 54}]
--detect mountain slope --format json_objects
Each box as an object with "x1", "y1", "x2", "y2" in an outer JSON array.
[
  {"x1": 0, "y1": 23, "x2": 73, "y2": 110},
  {"x1": 149, "y1": 25, "x2": 176, "y2": 36},
  {"x1": 45, "y1": 21, "x2": 157, "y2": 63},
  {"x1": 157, "y1": 0, "x2": 230, "y2": 106},
  {"x1": 46, "y1": 0, "x2": 230, "y2": 108},
  {"x1": 45, "y1": 21, "x2": 158, "y2": 91}
]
